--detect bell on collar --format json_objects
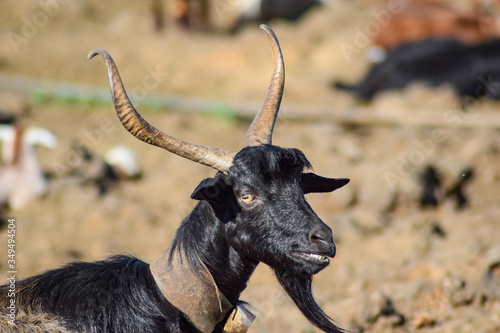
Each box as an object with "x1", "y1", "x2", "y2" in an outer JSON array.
[{"x1": 224, "y1": 302, "x2": 256, "y2": 333}]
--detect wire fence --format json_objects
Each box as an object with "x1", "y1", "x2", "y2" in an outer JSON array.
[{"x1": 2, "y1": 73, "x2": 500, "y2": 129}]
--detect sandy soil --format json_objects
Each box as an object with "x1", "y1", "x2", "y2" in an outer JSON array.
[{"x1": 0, "y1": 0, "x2": 500, "y2": 332}]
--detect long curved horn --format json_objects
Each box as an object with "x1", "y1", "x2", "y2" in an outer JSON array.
[
  {"x1": 88, "y1": 49, "x2": 235, "y2": 172},
  {"x1": 246, "y1": 24, "x2": 285, "y2": 146}
]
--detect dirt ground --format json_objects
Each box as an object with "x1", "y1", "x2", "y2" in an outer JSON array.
[{"x1": 1, "y1": 0, "x2": 500, "y2": 332}]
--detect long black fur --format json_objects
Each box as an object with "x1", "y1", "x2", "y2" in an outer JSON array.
[
  {"x1": 0, "y1": 256, "x2": 199, "y2": 332},
  {"x1": 333, "y1": 38, "x2": 500, "y2": 101},
  {"x1": 0, "y1": 145, "x2": 348, "y2": 333},
  {"x1": 275, "y1": 269, "x2": 346, "y2": 333}
]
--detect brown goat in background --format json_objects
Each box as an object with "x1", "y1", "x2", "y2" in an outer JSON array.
[{"x1": 372, "y1": 0, "x2": 500, "y2": 52}]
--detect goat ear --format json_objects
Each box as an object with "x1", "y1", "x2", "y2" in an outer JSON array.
[
  {"x1": 301, "y1": 172, "x2": 349, "y2": 194},
  {"x1": 191, "y1": 173, "x2": 232, "y2": 202}
]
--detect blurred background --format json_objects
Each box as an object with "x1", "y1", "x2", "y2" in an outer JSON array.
[{"x1": 0, "y1": 0, "x2": 500, "y2": 332}]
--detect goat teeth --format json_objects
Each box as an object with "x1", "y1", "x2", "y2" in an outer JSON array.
[{"x1": 308, "y1": 254, "x2": 327, "y2": 261}]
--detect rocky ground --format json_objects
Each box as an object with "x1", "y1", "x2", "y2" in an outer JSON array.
[{"x1": 0, "y1": 0, "x2": 499, "y2": 332}]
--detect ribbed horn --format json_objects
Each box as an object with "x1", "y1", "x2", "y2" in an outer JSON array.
[
  {"x1": 88, "y1": 49, "x2": 235, "y2": 172},
  {"x1": 246, "y1": 24, "x2": 285, "y2": 146}
]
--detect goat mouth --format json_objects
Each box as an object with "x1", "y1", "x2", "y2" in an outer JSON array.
[{"x1": 292, "y1": 252, "x2": 331, "y2": 265}]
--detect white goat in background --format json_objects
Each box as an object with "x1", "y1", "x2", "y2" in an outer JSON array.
[{"x1": 0, "y1": 124, "x2": 57, "y2": 209}]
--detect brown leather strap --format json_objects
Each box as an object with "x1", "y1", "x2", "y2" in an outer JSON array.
[
  {"x1": 151, "y1": 249, "x2": 233, "y2": 332},
  {"x1": 151, "y1": 249, "x2": 256, "y2": 332}
]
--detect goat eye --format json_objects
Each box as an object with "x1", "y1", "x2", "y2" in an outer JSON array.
[{"x1": 239, "y1": 194, "x2": 255, "y2": 203}]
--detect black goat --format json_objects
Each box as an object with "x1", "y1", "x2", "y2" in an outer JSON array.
[
  {"x1": 334, "y1": 38, "x2": 500, "y2": 101},
  {"x1": 0, "y1": 25, "x2": 348, "y2": 333},
  {"x1": 231, "y1": 0, "x2": 321, "y2": 32}
]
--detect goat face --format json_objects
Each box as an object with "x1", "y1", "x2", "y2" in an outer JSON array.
[
  {"x1": 192, "y1": 145, "x2": 348, "y2": 333},
  {"x1": 192, "y1": 145, "x2": 347, "y2": 277}
]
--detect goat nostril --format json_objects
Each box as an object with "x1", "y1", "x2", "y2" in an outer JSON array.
[
  {"x1": 311, "y1": 233, "x2": 325, "y2": 242},
  {"x1": 309, "y1": 227, "x2": 336, "y2": 257},
  {"x1": 309, "y1": 228, "x2": 333, "y2": 245}
]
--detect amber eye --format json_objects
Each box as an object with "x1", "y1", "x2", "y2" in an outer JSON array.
[{"x1": 240, "y1": 194, "x2": 255, "y2": 203}]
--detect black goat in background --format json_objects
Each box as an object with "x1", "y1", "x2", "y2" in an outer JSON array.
[
  {"x1": 0, "y1": 25, "x2": 348, "y2": 333},
  {"x1": 334, "y1": 38, "x2": 500, "y2": 102},
  {"x1": 231, "y1": 0, "x2": 322, "y2": 33}
]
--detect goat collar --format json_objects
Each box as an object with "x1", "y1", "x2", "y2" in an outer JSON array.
[{"x1": 150, "y1": 249, "x2": 255, "y2": 333}]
